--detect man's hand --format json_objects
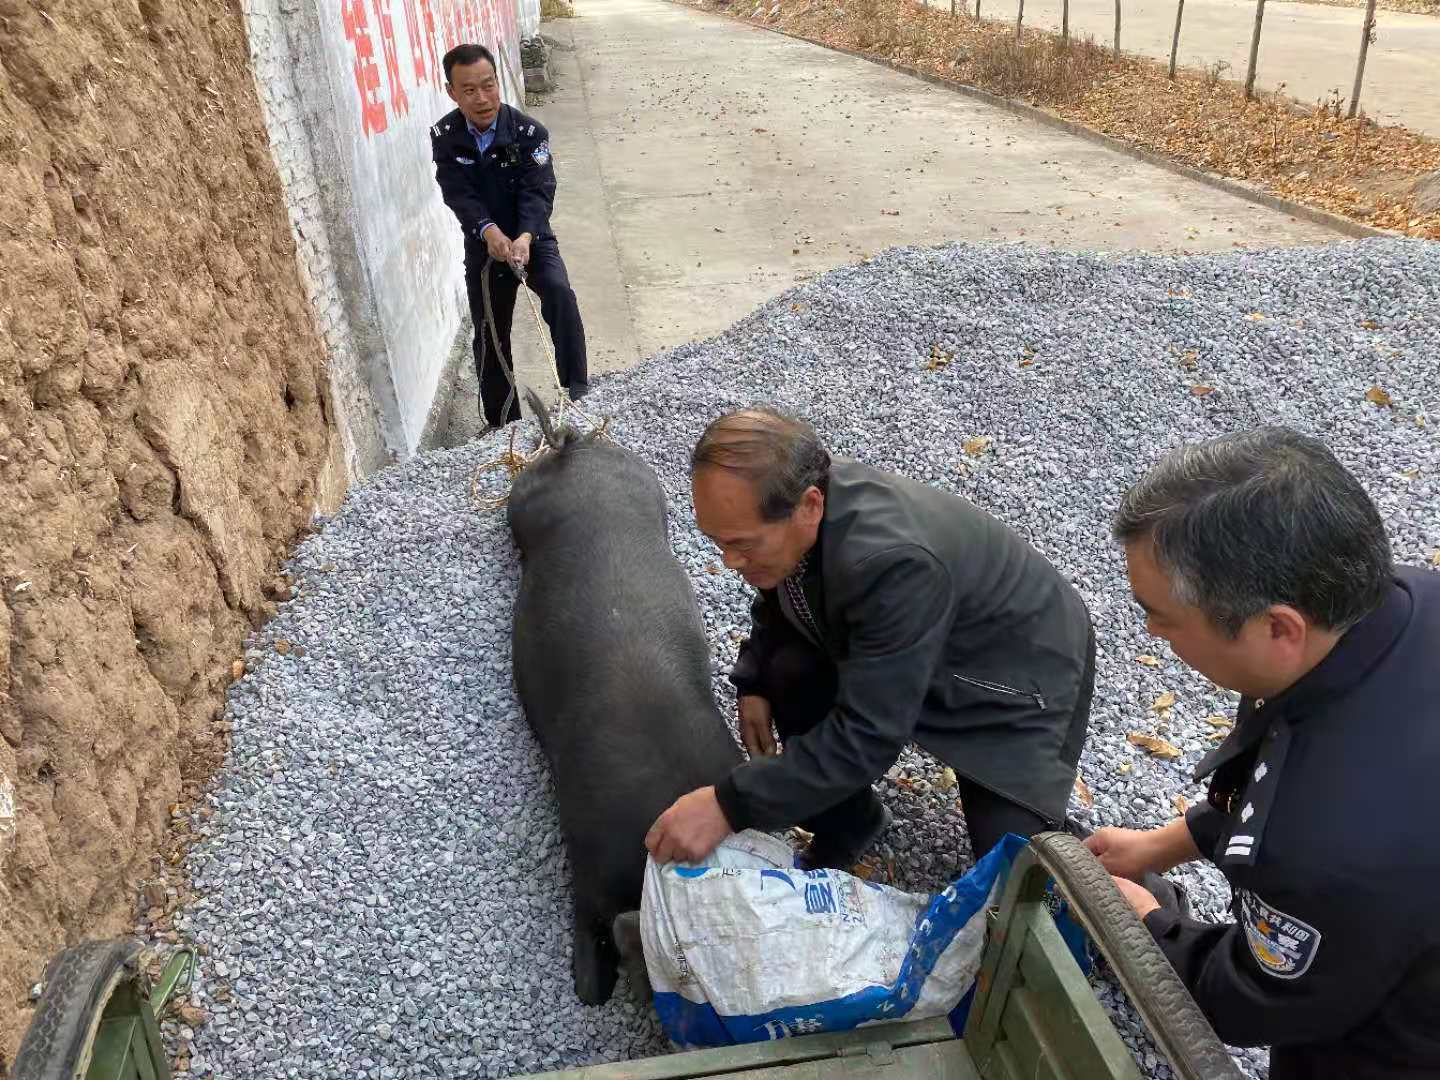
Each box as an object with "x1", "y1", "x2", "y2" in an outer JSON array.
[
  {"x1": 645, "y1": 786, "x2": 732, "y2": 865},
  {"x1": 739, "y1": 695, "x2": 777, "y2": 758},
  {"x1": 483, "y1": 224, "x2": 512, "y2": 263},
  {"x1": 510, "y1": 232, "x2": 532, "y2": 268},
  {"x1": 1085, "y1": 817, "x2": 1201, "y2": 881},
  {"x1": 1111, "y1": 875, "x2": 1161, "y2": 920}
]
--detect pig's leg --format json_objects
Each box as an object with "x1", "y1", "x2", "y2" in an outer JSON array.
[
  {"x1": 612, "y1": 911, "x2": 653, "y2": 1005},
  {"x1": 573, "y1": 907, "x2": 620, "y2": 1005}
]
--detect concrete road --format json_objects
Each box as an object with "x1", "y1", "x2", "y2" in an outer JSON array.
[
  {"x1": 956, "y1": 0, "x2": 1439, "y2": 135},
  {"x1": 434, "y1": 0, "x2": 1343, "y2": 444}
]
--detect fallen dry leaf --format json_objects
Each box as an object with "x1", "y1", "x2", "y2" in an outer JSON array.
[
  {"x1": 1361, "y1": 319, "x2": 1381, "y2": 330},
  {"x1": 1117, "y1": 761, "x2": 1133, "y2": 774},
  {"x1": 1246, "y1": 312, "x2": 1266, "y2": 321},
  {"x1": 1128, "y1": 732, "x2": 1183, "y2": 759},
  {"x1": 1432, "y1": 549, "x2": 1440, "y2": 567},
  {"x1": 1190, "y1": 385, "x2": 1216, "y2": 396},
  {"x1": 1074, "y1": 775, "x2": 1094, "y2": 808},
  {"x1": 1135, "y1": 654, "x2": 1161, "y2": 667},
  {"x1": 1174, "y1": 794, "x2": 1189, "y2": 815},
  {"x1": 1366, "y1": 385, "x2": 1394, "y2": 408},
  {"x1": 706, "y1": 564, "x2": 721, "y2": 574},
  {"x1": 1150, "y1": 690, "x2": 1177, "y2": 712},
  {"x1": 963, "y1": 435, "x2": 994, "y2": 457},
  {"x1": 937, "y1": 766, "x2": 957, "y2": 792},
  {"x1": 1205, "y1": 715, "x2": 1234, "y2": 728},
  {"x1": 230, "y1": 659, "x2": 246, "y2": 681},
  {"x1": 274, "y1": 640, "x2": 291, "y2": 655}
]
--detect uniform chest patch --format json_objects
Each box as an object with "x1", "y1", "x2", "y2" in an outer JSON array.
[
  {"x1": 531, "y1": 141, "x2": 551, "y2": 166},
  {"x1": 455, "y1": 156, "x2": 475, "y2": 165},
  {"x1": 1239, "y1": 890, "x2": 1321, "y2": 980}
]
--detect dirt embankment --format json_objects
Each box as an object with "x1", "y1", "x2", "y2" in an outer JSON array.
[{"x1": 0, "y1": 0, "x2": 342, "y2": 1061}]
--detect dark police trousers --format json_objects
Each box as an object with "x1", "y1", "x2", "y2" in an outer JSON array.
[
  {"x1": 755, "y1": 634, "x2": 1077, "y2": 859},
  {"x1": 465, "y1": 238, "x2": 587, "y2": 428}
]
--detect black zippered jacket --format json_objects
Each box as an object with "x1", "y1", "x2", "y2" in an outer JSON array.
[
  {"x1": 429, "y1": 104, "x2": 556, "y2": 257},
  {"x1": 715, "y1": 458, "x2": 1094, "y2": 831},
  {"x1": 1147, "y1": 568, "x2": 1440, "y2": 1079}
]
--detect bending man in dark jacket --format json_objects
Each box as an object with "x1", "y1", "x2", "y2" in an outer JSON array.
[
  {"x1": 645, "y1": 407, "x2": 1096, "y2": 870},
  {"x1": 430, "y1": 43, "x2": 587, "y2": 428},
  {"x1": 1087, "y1": 427, "x2": 1440, "y2": 1079}
]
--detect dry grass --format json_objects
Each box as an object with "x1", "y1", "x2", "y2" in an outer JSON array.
[
  {"x1": 708, "y1": 0, "x2": 1440, "y2": 237},
  {"x1": 541, "y1": 0, "x2": 577, "y2": 18}
]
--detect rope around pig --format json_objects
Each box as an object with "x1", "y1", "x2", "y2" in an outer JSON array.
[{"x1": 470, "y1": 254, "x2": 609, "y2": 512}]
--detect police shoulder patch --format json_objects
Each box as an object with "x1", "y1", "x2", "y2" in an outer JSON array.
[
  {"x1": 531, "y1": 141, "x2": 551, "y2": 166},
  {"x1": 1239, "y1": 890, "x2": 1321, "y2": 980}
]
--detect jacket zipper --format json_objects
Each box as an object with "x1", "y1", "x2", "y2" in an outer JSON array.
[{"x1": 953, "y1": 674, "x2": 1045, "y2": 710}]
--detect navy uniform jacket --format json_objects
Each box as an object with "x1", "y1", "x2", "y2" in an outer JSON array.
[
  {"x1": 1147, "y1": 567, "x2": 1440, "y2": 1079},
  {"x1": 429, "y1": 104, "x2": 557, "y2": 258},
  {"x1": 716, "y1": 458, "x2": 1094, "y2": 831}
]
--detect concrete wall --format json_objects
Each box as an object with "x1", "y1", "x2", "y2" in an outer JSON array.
[
  {"x1": 519, "y1": 0, "x2": 542, "y2": 40},
  {"x1": 241, "y1": 0, "x2": 526, "y2": 471}
]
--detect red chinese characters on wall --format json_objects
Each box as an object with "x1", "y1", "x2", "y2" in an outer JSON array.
[
  {"x1": 345, "y1": 0, "x2": 518, "y2": 138},
  {"x1": 342, "y1": 0, "x2": 388, "y2": 136}
]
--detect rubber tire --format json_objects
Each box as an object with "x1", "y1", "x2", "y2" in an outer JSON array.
[
  {"x1": 1028, "y1": 832, "x2": 1244, "y2": 1080},
  {"x1": 11, "y1": 939, "x2": 142, "y2": 1080}
]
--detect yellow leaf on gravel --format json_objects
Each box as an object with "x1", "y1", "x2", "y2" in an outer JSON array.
[
  {"x1": 1135, "y1": 654, "x2": 1161, "y2": 667},
  {"x1": 1074, "y1": 775, "x2": 1094, "y2": 807},
  {"x1": 1150, "y1": 691, "x2": 1177, "y2": 712},
  {"x1": 963, "y1": 436, "x2": 994, "y2": 457},
  {"x1": 1128, "y1": 732, "x2": 1183, "y2": 759},
  {"x1": 1205, "y1": 715, "x2": 1234, "y2": 728},
  {"x1": 937, "y1": 766, "x2": 957, "y2": 792},
  {"x1": 1190, "y1": 385, "x2": 1216, "y2": 396},
  {"x1": 1246, "y1": 312, "x2": 1266, "y2": 321},
  {"x1": 1174, "y1": 794, "x2": 1189, "y2": 815},
  {"x1": 1432, "y1": 549, "x2": 1440, "y2": 567},
  {"x1": 1365, "y1": 386, "x2": 1394, "y2": 408},
  {"x1": 1117, "y1": 762, "x2": 1133, "y2": 774}
]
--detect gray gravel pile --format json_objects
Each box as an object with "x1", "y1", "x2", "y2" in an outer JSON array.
[{"x1": 160, "y1": 238, "x2": 1438, "y2": 1080}]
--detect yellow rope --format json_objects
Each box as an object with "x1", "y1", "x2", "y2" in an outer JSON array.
[{"x1": 470, "y1": 265, "x2": 609, "y2": 512}]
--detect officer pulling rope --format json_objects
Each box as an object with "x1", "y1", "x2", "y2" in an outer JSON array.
[{"x1": 469, "y1": 254, "x2": 609, "y2": 512}]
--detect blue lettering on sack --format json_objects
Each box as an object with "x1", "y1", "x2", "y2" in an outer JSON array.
[{"x1": 804, "y1": 881, "x2": 837, "y2": 915}]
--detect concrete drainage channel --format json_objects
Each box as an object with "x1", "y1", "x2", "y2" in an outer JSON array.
[{"x1": 135, "y1": 240, "x2": 1436, "y2": 1079}]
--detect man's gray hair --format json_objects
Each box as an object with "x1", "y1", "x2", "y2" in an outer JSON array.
[
  {"x1": 691, "y1": 407, "x2": 831, "y2": 521},
  {"x1": 1113, "y1": 427, "x2": 1392, "y2": 636}
]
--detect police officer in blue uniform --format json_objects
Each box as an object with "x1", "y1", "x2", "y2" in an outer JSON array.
[
  {"x1": 1089, "y1": 427, "x2": 1440, "y2": 1080},
  {"x1": 431, "y1": 44, "x2": 587, "y2": 428}
]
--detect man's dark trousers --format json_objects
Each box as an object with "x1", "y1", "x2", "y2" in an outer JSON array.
[
  {"x1": 465, "y1": 238, "x2": 587, "y2": 428},
  {"x1": 756, "y1": 632, "x2": 1096, "y2": 860}
]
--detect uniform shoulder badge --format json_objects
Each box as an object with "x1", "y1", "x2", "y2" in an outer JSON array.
[
  {"x1": 1239, "y1": 890, "x2": 1321, "y2": 980},
  {"x1": 531, "y1": 141, "x2": 551, "y2": 166}
]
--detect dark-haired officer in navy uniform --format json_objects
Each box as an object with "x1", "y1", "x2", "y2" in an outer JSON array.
[
  {"x1": 1090, "y1": 427, "x2": 1440, "y2": 1080},
  {"x1": 430, "y1": 43, "x2": 587, "y2": 428}
]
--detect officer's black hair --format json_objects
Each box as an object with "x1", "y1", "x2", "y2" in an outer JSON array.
[
  {"x1": 443, "y1": 43, "x2": 497, "y2": 85},
  {"x1": 691, "y1": 408, "x2": 831, "y2": 522},
  {"x1": 1113, "y1": 426, "x2": 1393, "y2": 636}
]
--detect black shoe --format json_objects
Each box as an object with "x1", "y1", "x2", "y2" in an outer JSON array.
[
  {"x1": 567, "y1": 382, "x2": 590, "y2": 401},
  {"x1": 797, "y1": 804, "x2": 894, "y2": 872}
]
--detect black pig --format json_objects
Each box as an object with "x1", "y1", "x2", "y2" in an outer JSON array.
[{"x1": 506, "y1": 390, "x2": 742, "y2": 1005}]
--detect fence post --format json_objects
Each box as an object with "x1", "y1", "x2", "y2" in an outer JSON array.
[
  {"x1": 976, "y1": 0, "x2": 981, "y2": 19},
  {"x1": 1063, "y1": 0, "x2": 1071, "y2": 44},
  {"x1": 1016, "y1": 0, "x2": 1025, "y2": 39},
  {"x1": 1113, "y1": 0, "x2": 1122, "y2": 57},
  {"x1": 1348, "y1": 0, "x2": 1377, "y2": 118},
  {"x1": 951, "y1": 0, "x2": 957, "y2": 16},
  {"x1": 1244, "y1": 0, "x2": 1266, "y2": 99},
  {"x1": 1168, "y1": 0, "x2": 1184, "y2": 78}
]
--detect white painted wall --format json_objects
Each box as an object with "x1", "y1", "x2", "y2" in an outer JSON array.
[
  {"x1": 519, "y1": 0, "x2": 542, "y2": 40},
  {"x1": 242, "y1": 0, "x2": 527, "y2": 468}
]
